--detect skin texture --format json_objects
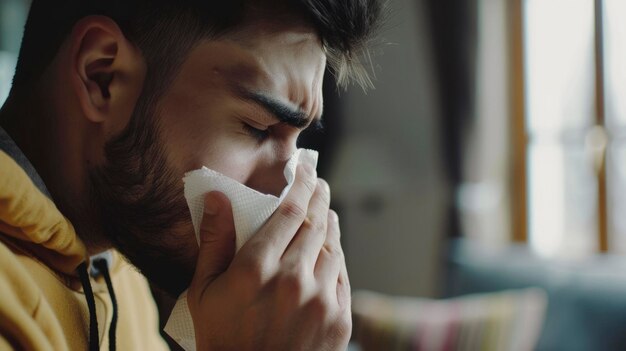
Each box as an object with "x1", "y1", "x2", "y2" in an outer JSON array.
[{"x1": 0, "y1": 10, "x2": 351, "y2": 351}]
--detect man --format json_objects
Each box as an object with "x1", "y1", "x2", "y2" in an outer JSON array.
[{"x1": 0, "y1": 0, "x2": 381, "y2": 350}]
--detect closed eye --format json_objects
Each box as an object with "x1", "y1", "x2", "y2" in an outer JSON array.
[{"x1": 242, "y1": 123, "x2": 269, "y2": 141}]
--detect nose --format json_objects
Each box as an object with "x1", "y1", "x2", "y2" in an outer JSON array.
[{"x1": 245, "y1": 153, "x2": 292, "y2": 197}]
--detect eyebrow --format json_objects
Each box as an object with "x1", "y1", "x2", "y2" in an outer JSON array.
[{"x1": 238, "y1": 88, "x2": 323, "y2": 130}]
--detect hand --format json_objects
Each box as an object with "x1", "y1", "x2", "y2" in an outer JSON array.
[{"x1": 187, "y1": 155, "x2": 351, "y2": 351}]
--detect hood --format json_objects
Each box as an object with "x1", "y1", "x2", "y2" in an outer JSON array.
[{"x1": 0, "y1": 150, "x2": 88, "y2": 275}]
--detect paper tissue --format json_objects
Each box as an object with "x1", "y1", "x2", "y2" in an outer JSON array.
[{"x1": 164, "y1": 148, "x2": 318, "y2": 351}]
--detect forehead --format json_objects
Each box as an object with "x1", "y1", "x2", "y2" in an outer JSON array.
[{"x1": 176, "y1": 20, "x2": 327, "y2": 103}]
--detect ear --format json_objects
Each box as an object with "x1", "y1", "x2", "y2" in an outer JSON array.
[{"x1": 69, "y1": 16, "x2": 145, "y2": 131}]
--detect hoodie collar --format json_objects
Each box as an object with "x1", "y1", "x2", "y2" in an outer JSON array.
[
  {"x1": 0, "y1": 126, "x2": 88, "y2": 275},
  {"x1": 0, "y1": 127, "x2": 121, "y2": 281},
  {"x1": 0, "y1": 126, "x2": 51, "y2": 198}
]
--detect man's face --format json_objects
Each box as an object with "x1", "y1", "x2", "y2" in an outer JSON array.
[
  {"x1": 160, "y1": 21, "x2": 325, "y2": 198},
  {"x1": 93, "y1": 19, "x2": 326, "y2": 296}
]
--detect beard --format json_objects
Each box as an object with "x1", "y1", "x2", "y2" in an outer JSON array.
[{"x1": 88, "y1": 92, "x2": 197, "y2": 297}]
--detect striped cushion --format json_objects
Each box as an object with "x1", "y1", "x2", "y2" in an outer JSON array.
[{"x1": 352, "y1": 288, "x2": 547, "y2": 351}]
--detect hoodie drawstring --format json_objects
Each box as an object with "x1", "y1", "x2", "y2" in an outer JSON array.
[
  {"x1": 77, "y1": 259, "x2": 118, "y2": 351},
  {"x1": 94, "y1": 258, "x2": 118, "y2": 351},
  {"x1": 77, "y1": 262, "x2": 99, "y2": 351}
]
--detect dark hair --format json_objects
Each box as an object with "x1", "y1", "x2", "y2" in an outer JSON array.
[{"x1": 12, "y1": 0, "x2": 383, "y2": 96}]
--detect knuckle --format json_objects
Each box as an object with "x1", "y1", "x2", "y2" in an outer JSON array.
[
  {"x1": 234, "y1": 256, "x2": 266, "y2": 288},
  {"x1": 322, "y1": 243, "x2": 343, "y2": 260},
  {"x1": 301, "y1": 217, "x2": 326, "y2": 233},
  {"x1": 275, "y1": 271, "x2": 305, "y2": 298},
  {"x1": 279, "y1": 200, "x2": 307, "y2": 220},
  {"x1": 300, "y1": 217, "x2": 314, "y2": 232},
  {"x1": 306, "y1": 295, "x2": 331, "y2": 319}
]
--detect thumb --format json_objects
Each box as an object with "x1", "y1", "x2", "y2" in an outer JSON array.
[{"x1": 192, "y1": 191, "x2": 236, "y2": 288}]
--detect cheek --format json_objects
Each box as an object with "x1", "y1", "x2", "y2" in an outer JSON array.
[
  {"x1": 162, "y1": 124, "x2": 258, "y2": 182},
  {"x1": 157, "y1": 111, "x2": 261, "y2": 183}
]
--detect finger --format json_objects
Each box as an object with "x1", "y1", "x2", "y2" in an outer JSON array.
[
  {"x1": 328, "y1": 210, "x2": 350, "y2": 308},
  {"x1": 192, "y1": 191, "x2": 236, "y2": 288},
  {"x1": 281, "y1": 178, "x2": 331, "y2": 267},
  {"x1": 314, "y1": 210, "x2": 342, "y2": 300},
  {"x1": 242, "y1": 150, "x2": 318, "y2": 260},
  {"x1": 337, "y1": 253, "x2": 351, "y2": 311}
]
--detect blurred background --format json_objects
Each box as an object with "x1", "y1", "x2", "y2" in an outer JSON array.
[{"x1": 3, "y1": 0, "x2": 626, "y2": 350}]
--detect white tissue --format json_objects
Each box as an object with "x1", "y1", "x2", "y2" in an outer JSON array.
[{"x1": 164, "y1": 149, "x2": 318, "y2": 351}]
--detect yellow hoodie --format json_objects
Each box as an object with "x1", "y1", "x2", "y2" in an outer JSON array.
[{"x1": 0, "y1": 149, "x2": 169, "y2": 350}]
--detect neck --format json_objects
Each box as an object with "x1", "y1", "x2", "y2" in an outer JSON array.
[
  {"x1": 0, "y1": 92, "x2": 112, "y2": 255},
  {"x1": 0, "y1": 93, "x2": 51, "y2": 183}
]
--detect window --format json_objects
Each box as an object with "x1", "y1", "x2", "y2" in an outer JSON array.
[
  {"x1": 516, "y1": 0, "x2": 624, "y2": 257},
  {"x1": 466, "y1": 0, "x2": 625, "y2": 258},
  {"x1": 605, "y1": 0, "x2": 626, "y2": 254},
  {"x1": 524, "y1": 0, "x2": 597, "y2": 257},
  {"x1": 0, "y1": 0, "x2": 29, "y2": 105}
]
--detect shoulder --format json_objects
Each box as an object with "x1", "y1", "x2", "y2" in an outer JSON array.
[
  {"x1": 0, "y1": 239, "x2": 41, "y2": 313},
  {"x1": 0, "y1": 239, "x2": 69, "y2": 350}
]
